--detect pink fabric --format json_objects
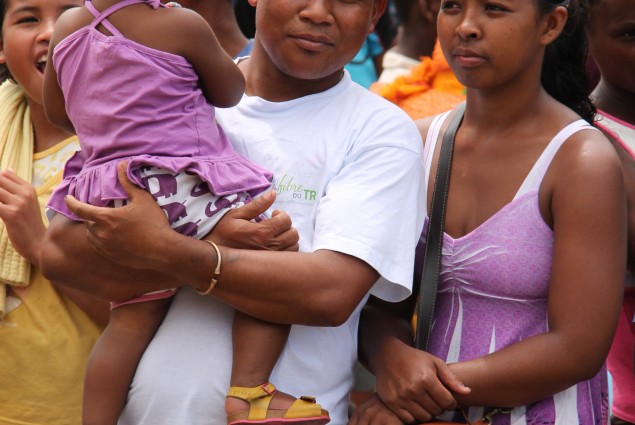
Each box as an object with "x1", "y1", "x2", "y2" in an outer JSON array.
[
  {"x1": 608, "y1": 287, "x2": 635, "y2": 422},
  {"x1": 110, "y1": 289, "x2": 178, "y2": 310}
]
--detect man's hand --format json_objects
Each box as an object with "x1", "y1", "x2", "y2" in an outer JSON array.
[
  {"x1": 0, "y1": 169, "x2": 46, "y2": 263},
  {"x1": 65, "y1": 161, "x2": 175, "y2": 270},
  {"x1": 210, "y1": 191, "x2": 299, "y2": 252}
]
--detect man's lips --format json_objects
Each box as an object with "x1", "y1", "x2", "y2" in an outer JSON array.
[{"x1": 292, "y1": 33, "x2": 334, "y2": 52}]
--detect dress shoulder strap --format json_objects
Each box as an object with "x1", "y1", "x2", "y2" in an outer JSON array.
[
  {"x1": 85, "y1": 0, "x2": 164, "y2": 38},
  {"x1": 514, "y1": 119, "x2": 597, "y2": 199}
]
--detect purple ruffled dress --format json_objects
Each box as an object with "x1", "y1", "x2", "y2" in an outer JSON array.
[{"x1": 47, "y1": 0, "x2": 272, "y2": 221}]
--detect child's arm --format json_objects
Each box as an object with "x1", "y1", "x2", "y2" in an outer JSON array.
[
  {"x1": 42, "y1": 9, "x2": 82, "y2": 133},
  {"x1": 172, "y1": 9, "x2": 245, "y2": 108}
]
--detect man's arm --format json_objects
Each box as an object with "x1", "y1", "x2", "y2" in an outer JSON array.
[{"x1": 42, "y1": 163, "x2": 379, "y2": 325}]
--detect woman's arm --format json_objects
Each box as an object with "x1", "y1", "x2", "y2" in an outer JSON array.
[{"x1": 354, "y1": 295, "x2": 470, "y2": 424}]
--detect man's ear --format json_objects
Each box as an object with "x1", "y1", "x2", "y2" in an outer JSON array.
[
  {"x1": 247, "y1": 0, "x2": 257, "y2": 8},
  {"x1": 369, "y1": 0, "x2": 387, "y2": 32},
  {"x1": 540, "y1": 5, "x2": 568, "y2": 45}
]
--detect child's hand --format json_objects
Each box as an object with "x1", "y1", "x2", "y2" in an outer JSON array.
[
  {"x1": 210, "y1": 191, "x2": 299, "y2": 252},
  {"x1": 0, "y1": 170, "x2": 46, "y2": 262}
]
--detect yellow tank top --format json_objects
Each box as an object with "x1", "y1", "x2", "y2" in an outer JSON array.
[{"x1": 0, "y1": 137, "x2": 102, "y2": 425}]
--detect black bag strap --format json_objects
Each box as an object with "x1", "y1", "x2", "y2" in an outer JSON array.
[{"x1": 414, "y1": 103, "x2": 466, "y2": 350}]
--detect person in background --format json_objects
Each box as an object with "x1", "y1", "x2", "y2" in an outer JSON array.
[
  {"x1": 345, "y1": 31, "x2": 385, "y2": 89},
  {"x1": 587, "y1": 0, "x2": 635, "y2": 424},
  {"x1": 0, "y1": 0, "x2": 107, "y2": 423},
  {"x1": 377, "y1": 0, "x2": 439, "y2": 84},
  {"x1": 371, "y1": 0, "x2": 465, "y2": 120},
  {"x1": 352, "y1": 0, "x2": 625, "y2": 423}
]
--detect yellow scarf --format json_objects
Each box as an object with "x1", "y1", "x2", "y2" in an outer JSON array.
[{"x1": 0, "y1": 81, "x2": 35, "y2": 317}]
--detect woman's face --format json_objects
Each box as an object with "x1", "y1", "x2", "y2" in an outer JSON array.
[
  {"x1": 436, "y1": 0, "x2": 562, "y2": 91},
  {"x1": 587, "y1": 0, "x2": 635, "y2": 96},
  {"x1": 0, "y1": 0, "x2": 81, "y2": 104}
]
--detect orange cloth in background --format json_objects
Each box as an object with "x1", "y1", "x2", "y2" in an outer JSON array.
[{"x1": 371, "y1": 41, "x2": 466, "y2": 120}]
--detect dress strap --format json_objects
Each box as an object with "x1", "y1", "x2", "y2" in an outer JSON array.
[
  {"x1": 514, "y1": 119, "x2": 597, "y2": 199},
  {"x1": 86, "y1": 0, "x2": 164, "y2": 37}
]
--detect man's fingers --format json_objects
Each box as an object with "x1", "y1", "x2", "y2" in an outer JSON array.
[
  {"x1": 233, "y1": 190, "x2": 276, "y2": 221},
  {"x1": 116, "y1": 161, "x2": 146, "y2": 201},
  {"x1": 65, "y1": 195, "x2": 103, "y2": 222}
]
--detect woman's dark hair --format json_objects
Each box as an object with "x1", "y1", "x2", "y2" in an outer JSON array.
[
  {"x1": 0, "y1": 0, "x2": 14, "y2": 83},
  {"x1": 538, "y1": 0, "x2": 596, "y2": 123}
]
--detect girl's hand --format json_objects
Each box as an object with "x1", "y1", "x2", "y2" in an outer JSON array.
[
  {"x1": 348, "y1": 393, "x2": 404, "y2": 425},
  {"x1": 374, "y1": 341, "x2": 470, "y2": 424},
  {"x1": 209, "y1": 191, "x2": 299, "y2": 252},
  {"x1": 0, "y1": 169, "x2": 46, "y2": 263}
]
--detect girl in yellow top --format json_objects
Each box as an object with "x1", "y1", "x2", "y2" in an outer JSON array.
[{"x1": 0, "y1": 0, "x2": 107, "y2": 423}]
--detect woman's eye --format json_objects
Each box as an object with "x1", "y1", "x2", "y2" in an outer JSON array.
[{"x1": 485, "y1": 3, "x2": 508, "y2": 12}]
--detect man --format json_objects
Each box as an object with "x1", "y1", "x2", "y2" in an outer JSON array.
[{"x1": 41, "y1": 0, "x2": 433, "y2": 423}]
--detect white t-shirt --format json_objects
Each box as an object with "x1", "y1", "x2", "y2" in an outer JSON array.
[{"x1": 119, "y1": 71, "x2": 425, "y2": 425}]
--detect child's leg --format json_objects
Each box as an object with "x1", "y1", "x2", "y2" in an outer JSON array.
[
  {"x1": 83, "y1": 297, "x2": 171, "y2": 425},
  {"x1": 226, "y1": 313, "x2": 330, "y2": 425},
  {"x1": 226, "y1": 311, "x2": 293, "y2": 413}
]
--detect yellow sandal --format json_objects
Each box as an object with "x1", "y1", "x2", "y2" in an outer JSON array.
[{"x1": 226, "y1": 383, "x2": 330, "y2": 425}]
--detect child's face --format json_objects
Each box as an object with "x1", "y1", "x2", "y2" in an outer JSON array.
[
  {"x1": 0, "y1": 0, "x2": 81, "y2": 104},
  {"x1": 587, "y1": 0, "x2": 635, "y2": 96},
  {"x1": 250, "y1": 0, "x2": 385, "y2": 81}
]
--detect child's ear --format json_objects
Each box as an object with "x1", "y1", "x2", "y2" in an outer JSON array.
[{"x1": 540, "y1": 5, "x2": 567, "y2": 45}]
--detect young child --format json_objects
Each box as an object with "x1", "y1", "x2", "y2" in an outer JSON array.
[
  {"x1": 351, "y1": 0, "x2": 627, "y2": 424},
  {"x1": 0, "y1": 0, "x2": 106, "y2": 423},
  {"x1": 42, "y1": 1, "x2": 329, "y2": 425},
  {"x1": 587, "y1": 1, "x2": 635, "y2": 424}
]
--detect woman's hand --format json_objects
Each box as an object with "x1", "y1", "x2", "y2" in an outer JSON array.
[
  {"x1": 0, "y1": 169, "x2": 46, "y2": 263},
  {"x1": 348, "y1": 393, "x2": 405, "y2": 425},
  {"x1": 374, "y1": 341, "x2": 470, "y2": 424}
]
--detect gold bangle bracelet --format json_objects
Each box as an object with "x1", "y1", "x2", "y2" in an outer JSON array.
[{"x1": 196, "y1": 240, "x2": 222, "y2": 295}]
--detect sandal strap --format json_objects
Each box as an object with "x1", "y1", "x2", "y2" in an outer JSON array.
[{"x1": 227, "y1": 383, "x2": 277, "y2": 402}]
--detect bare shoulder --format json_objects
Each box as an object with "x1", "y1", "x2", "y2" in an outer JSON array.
[
  {"x1": 549, "y1": 124, "x2": 624, "y2": 196},
  {"x1": 50, "y1": 6, "x2": 92, "y2": 45}
]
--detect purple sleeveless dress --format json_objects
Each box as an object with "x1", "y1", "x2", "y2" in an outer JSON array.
[
  {"x1": 421, "y1": 113, "x2": 608, "y2": 424},
  {"x1": 47, "y1": 0, "x2": 272, "y2": 220}
]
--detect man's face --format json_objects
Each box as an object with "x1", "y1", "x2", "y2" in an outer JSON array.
[{"x1": 250, "y1": 0, "x2": 385, "y2": 81}]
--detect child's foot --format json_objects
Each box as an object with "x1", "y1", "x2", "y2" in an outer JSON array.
[{"x1": 225, "y1": 382, "x2": 330, "y2": 425}]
